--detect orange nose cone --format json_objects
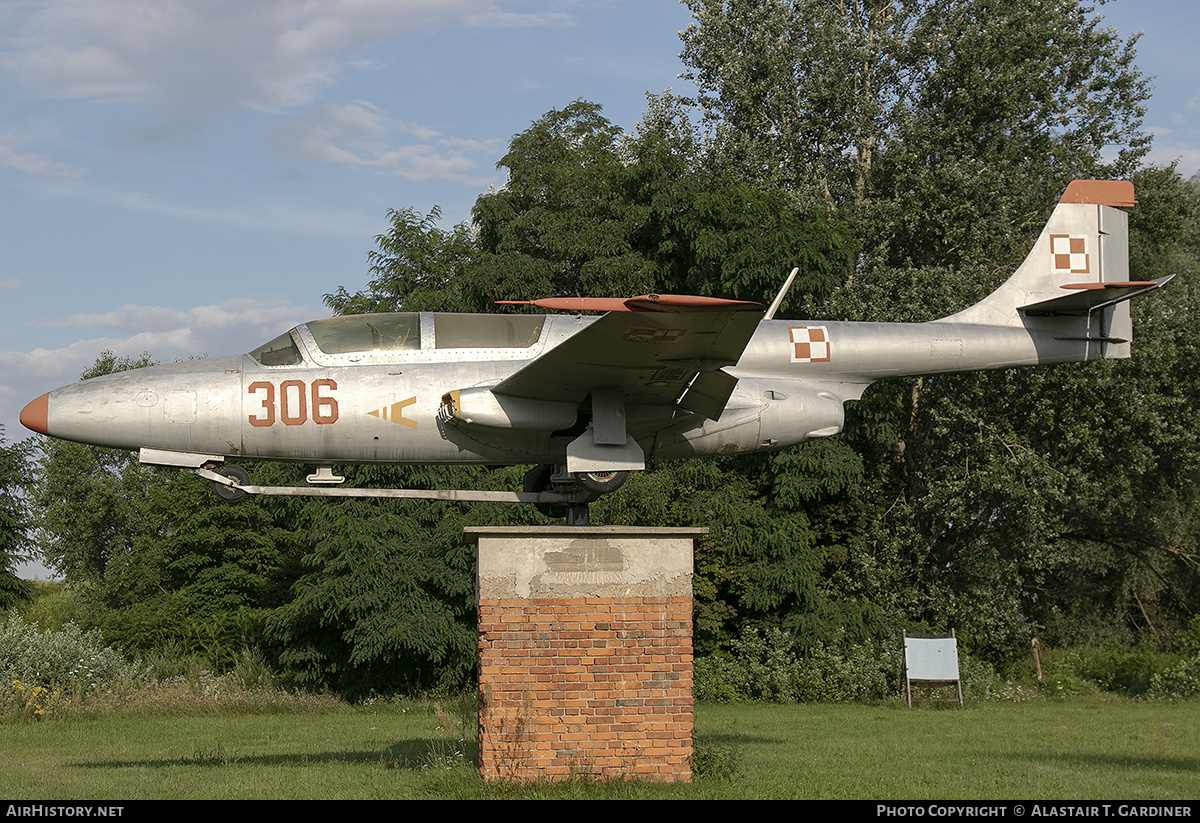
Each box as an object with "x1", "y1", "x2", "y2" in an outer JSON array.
[{"x1": 20, "y1": 393, "x2": 49, "y2": 435}]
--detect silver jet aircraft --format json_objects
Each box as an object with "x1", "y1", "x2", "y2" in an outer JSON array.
[{"x1": 20, "y1": 180, "x2": 1169, "y2": 521}]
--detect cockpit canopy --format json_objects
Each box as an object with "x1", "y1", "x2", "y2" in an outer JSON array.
[{"x1": 249, "y1": 312, "x2": 546, "y2": 366}]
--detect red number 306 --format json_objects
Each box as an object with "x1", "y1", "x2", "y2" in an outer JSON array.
[{"x1": 248, "y1": 379, "x2": 338, "y2": 427}]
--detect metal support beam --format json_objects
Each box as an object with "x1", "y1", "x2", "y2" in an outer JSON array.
[{"x1": 194, "y1": 467, "x2": 581, "y2": 504}]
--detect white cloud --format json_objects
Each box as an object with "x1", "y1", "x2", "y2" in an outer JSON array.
[
  {"x1": 271, "y1": 101, "x2": 390, "y2": 164},
  {"x1": 1147, "y1": 143, "x2": 1200, "y2": 178},
  {"x1": 2, "y1": 332, "x2": 190, "y2": 379},
  {"x1": 0, "y1": 278, "x2": 19, "y2": 292},
  {"x1": 271, "y1": 101, "x2": 501, "y2": 182},
  {"x1": 36, "y1": 298, "x2": 314, "y2": 335},
  {"x1": 41, "y1": 181, "x2": 377, "y2": 237},
  {"x1": 0, "y1": 133, "x2": 85, "y2": 177},
  {"x1": 1143, "y1": 123, "x2": 1200, "y2": 178},
  {"x1": 7, "y1": 0, "x2": 568, "y2": 113}
]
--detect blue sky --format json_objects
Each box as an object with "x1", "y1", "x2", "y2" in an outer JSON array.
[{"x1": 2, "y1": 0, "x2": 1197, "y2": 448}]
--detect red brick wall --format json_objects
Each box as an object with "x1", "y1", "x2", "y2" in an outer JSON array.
[{"x1": 477, "y1": 595, "x2": 693, "y2": 782}]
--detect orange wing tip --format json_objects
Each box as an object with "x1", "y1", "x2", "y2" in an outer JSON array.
[
  {"x1": 497, "y1": 294, "x2": 765, "y2": 313},
  {"x1": 624, "y1": 294, "x2": 765, "y2": 312},
  {"x1": 496, "y1": 297, "x2": 632, "y2": 312},
  {"x1": 1059, "y1": 180, "x2": 1136, "y2": 207},
  {"x1": 20, "y1": 393, "x2": 48, "y2": 434}
]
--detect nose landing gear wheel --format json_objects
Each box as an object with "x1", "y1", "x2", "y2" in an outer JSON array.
[{"x1": 212, "y1": 464, "x2": 251, "y2": 503}]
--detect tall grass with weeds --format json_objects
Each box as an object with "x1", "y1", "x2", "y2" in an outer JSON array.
[
  {"x1": 1, "y1": 609, "x2": 149, "y2": 710},
  {"x1": 423, "y1": 694, "x2": 477, "y2": 772},
  {"x1": 1, "y1": 608, "x2": 344, "y2": 721}
]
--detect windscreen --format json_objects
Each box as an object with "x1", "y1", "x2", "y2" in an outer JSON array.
[
  {"x1": 433, "y1": 314, "x2": 544, "y2": 349},
  {"x1": 249, "y1": 331, "x2": 303, "y2": 366},
  {"x1": 306, "y1": 314, "x2": 421, "y2": 354}
]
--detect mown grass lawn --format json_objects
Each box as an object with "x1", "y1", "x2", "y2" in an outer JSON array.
[{"x1": 1, "y1": 699, "x2": 1196, "y2": 799}]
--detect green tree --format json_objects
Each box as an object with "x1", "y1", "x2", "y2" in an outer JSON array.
[
  {"x1": 324, "y1": 206, "x2": 478, "y2": 315},
  {"x1": 679, "y1": 0, "x2": 1150, "y2": 266},
  {"x1": 819, "y1": 168, "x2": 1200, "y2": 659},
  {"x1": 92, "y1": 464, "x2": 296, "y2": 664},
  {"x1": 329, "y1": 102, "x2": 855, "y2": 315},
  {"x1": 0, "y1": 427, "x2": 33, "y2": 608},
  {"x1": 874, "y1": 0, "x2": 1150, "y2": 269},
  {"x1": 469, "y1": 100, "x2": 655, "y2": 303},
  {"x1": 680, "y1": 0, "x2": 910, "y2": 208},
  {"x1": 595, "y1": 444, "x2": 882, "y2": 655},
  {"x1": 265, "y1": 464, "x2": 536, "y2": 697}
]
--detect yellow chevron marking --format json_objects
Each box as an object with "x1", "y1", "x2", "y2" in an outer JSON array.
[{"x1": 367, "y1": 396, "x2": 417, "y2": 429}]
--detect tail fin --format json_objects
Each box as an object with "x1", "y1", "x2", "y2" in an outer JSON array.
[{"x1": 938, "y1": 180, "x2": 1166, "y2": 360}]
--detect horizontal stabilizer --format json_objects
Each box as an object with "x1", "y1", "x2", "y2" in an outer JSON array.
[{"x1": 1021, "y1": 275, "x2": 1174, "y2": 316}]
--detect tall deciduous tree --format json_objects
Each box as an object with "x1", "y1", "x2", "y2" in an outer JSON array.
[
  {"x1": 808, "y1": 178, "x2": 1200, "y2": 659},
  {"x1": 679, "y1": 0, "x2": 1150, "y2": 266},
  {"x1": 0, "y1": 428, "x2": 32, "y2": 607},
  {"x1": 329, "y1": 101, "x2": 855, "y2": 315},
  {"x1": 265, "y1": 464, "x2": 538, "y2": 697},
  {"x1": 325, "y1": 206, "x2": 477, "y2": 315},
  {"x1": 680, "y1": 0, "x2": 910, "y2": 209},
  {"x1": 875, "y1": 0, "x2": 1151, "y2": 269}
]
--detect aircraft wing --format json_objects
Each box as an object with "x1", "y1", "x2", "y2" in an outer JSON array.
[{"x1": 493, "y1": 296, "x2": 765, "y2": 421}]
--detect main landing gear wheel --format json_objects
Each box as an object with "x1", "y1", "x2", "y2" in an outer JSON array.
[
  {"x1": 523, "y1": 465, "x2": 630, "y2": 523},
  {"x1": 576, "y1": 470, "x2": 629, "y2": 497},
  {"x1": 211, "y1": 464, "x2": 250, "y2": 504}
]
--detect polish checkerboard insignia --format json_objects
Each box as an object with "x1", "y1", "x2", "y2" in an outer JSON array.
[
  {"x1": 789, "y1": 326, "x2": 830, "y2": 363},
  {"x1": 1050, "y1": 234, "x2": 1089, "y2": 274}
]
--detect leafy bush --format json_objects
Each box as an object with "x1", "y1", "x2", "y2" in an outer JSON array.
[
  {"x1": 0, "y1": 609, "x2": 148, "y2": 695},
  {"x1": 1039, "y1": 648, "x2": 1104, "y2": 697},
  {"x1": 1147, "y1": 653, "x2": 1200, "y2": 699},
  {"x1": 142, "y1": 642, "x2": 276, "y2": 695},
  {"x1": 1032, "y1": 643, "x2": 1200, "y2": 699},
  {"x1": 1178, "y1": 616, "x2": 1200, "y2": 657},
  {"x1": 1149, "y1": 618, "x2": 1200, "y2": 698},
  {"x1": 694, "y1": 626, "x2": 899, "y2": 702},
  {"x1": 18, "y1": 581, "x2": 98, "y2": 632},
  {"x1": 1079, "y1": 644, "x2": 1158, "y2": 696}
]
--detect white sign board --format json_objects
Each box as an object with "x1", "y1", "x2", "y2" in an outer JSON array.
[{"x1": 904, "y1": 635, "x2": 960, "y2": 681}]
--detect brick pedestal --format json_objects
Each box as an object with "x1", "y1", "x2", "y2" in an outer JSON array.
[{"x1": 465, "y1": 526, "x2": 702, "y2": 783}]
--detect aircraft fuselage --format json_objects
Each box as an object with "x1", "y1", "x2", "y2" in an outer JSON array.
[{"x1": 20, "y1": 311, "x2": 1101, "y2": 469}]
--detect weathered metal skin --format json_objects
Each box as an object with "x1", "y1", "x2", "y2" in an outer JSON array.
[
  {"x1": 25, "y1": 357, "x2": 244, "y2": 455},
  {"x1": 22, "y1": 181, "x2": 1166, "y2": 477}
]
